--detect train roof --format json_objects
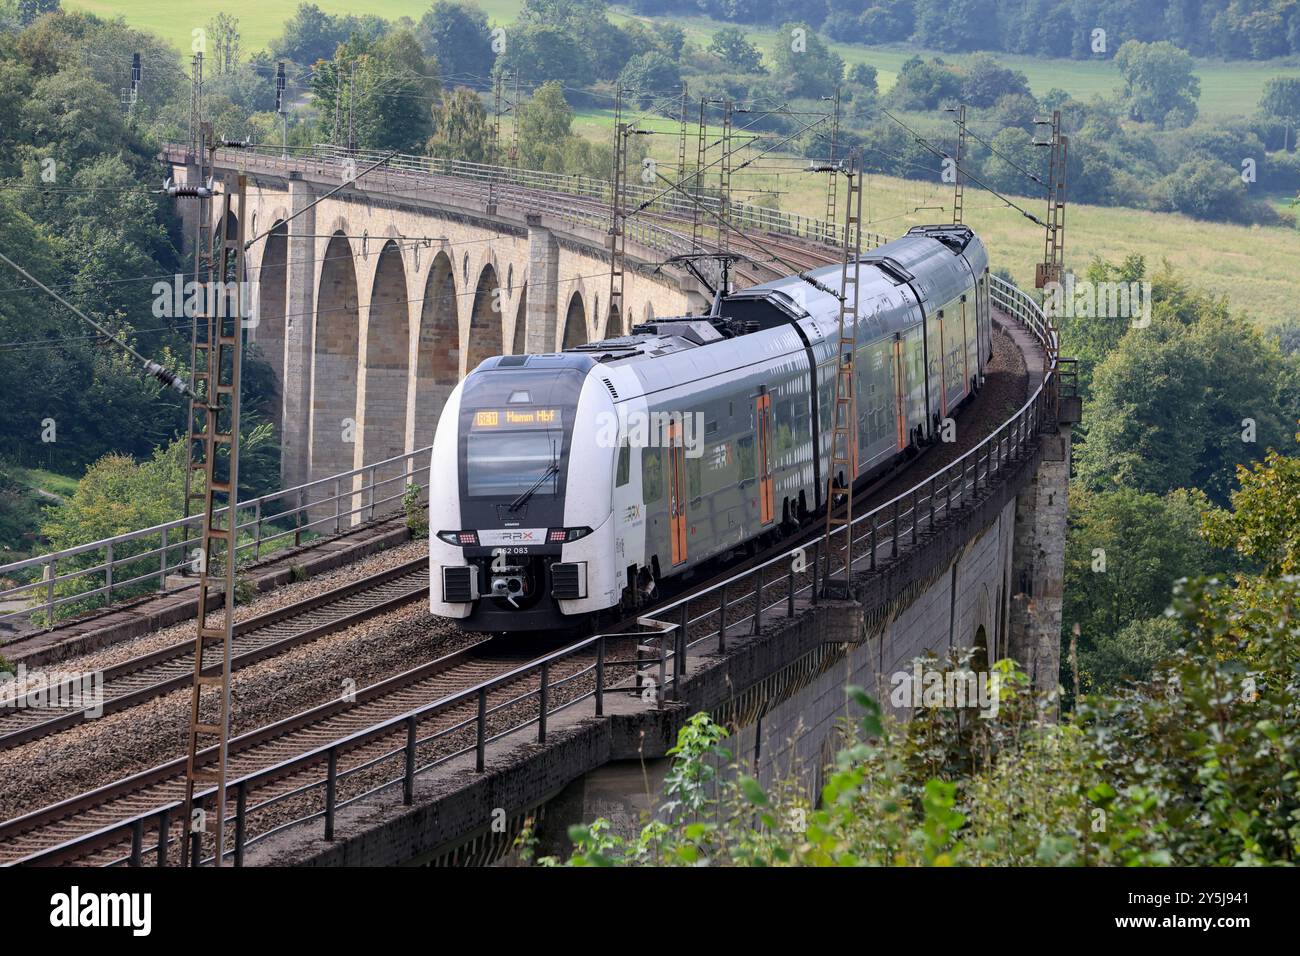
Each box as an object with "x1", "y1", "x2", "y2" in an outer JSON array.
[{"x1": 471, "y1": 226, "x2": 989, "y2": 393}]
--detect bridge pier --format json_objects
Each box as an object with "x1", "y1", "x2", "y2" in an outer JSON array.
[
  {"x1": 525, "y1": 214, "x2": 559, "y2": 352},
  {"x1": 282, "y1": 172, "x2": 316, "y2": 490},
  {"x1": 1007, "y1": 423, "x2": 1074, "y2": 696}
]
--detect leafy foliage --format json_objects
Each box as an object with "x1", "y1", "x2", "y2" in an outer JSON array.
[{"x1": 545, "y1": 573, "x2": 1300, "y2": 866}]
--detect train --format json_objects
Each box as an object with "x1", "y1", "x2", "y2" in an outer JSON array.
[{"x1": 428, "y1": 224, "x2": 993, "y2": 632}]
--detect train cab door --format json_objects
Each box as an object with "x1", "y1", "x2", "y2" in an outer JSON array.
[
  {"x1": 667, "y1": 419, "x2": 688, "y2": 565},
  {"x1": 757, "y1": 390, "x2": 775, "y2": 525}
]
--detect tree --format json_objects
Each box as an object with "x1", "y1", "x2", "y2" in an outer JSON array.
[
  {"x1": 1063, "y1": 485, "x2": 1220, "y2": 692},
  {"x1": 417, "y1": 1, "x2": 494, "y2": 81},
  {"x1": 496, "y1": 22, "x2": 593, "y2": 86},
  {"x1": 708, "y1": 27, "x2": 764, "y2": 73},
  {"x1": 1202, "y1": 434, "x2": 1300, "y2": 577},
  {"x1": 1076, "y1": 310, "x2": 1298, "y2": 504},
  {"x1": 886, "y1": 56, "x2": 961, "y2": 110},
  {"x1": 846, "y1": 62, "x2": 877, "y2": 95},
  {"x1": 427, "y1": 86, "x2": 495, "y2": 163},
  {"x1": 768, "y1": 21, "x2": 843, "y2": 99},
  {"x1": 1259, "y1": 77, "x2": 1300, "y2": 150},
  {"x1": 206, "y1": 13, "x2": 241, "y2": 75},
  {"x1": 1159, "y1": 157, "x2": 1249, "y2": 221},
  {"x1": 311, "y1": 30, "x2": 439, "y2": 152},
  {"x1": 959, "y1": 53, "x2": 1030, "y2": 108},
  {"x1": 1113, "y1": 39, "x2": 1201, "y2": 127},
  {"x1": 516, "y1": 80, "x2": 573, "y2": 167},
  {"x1": 618, "y1": 52, "x2": 681, "y2": 108}
]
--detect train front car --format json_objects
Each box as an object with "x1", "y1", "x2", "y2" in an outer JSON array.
[{"x1": 428, "y1": 353, "x2": 619, "y2": 632}]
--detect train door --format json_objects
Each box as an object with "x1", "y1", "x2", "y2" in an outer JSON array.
[
  {"x1": 960, "y1": 294, "x2": 971, "y2": 391},
  {"x1": 936, "y1": 309, "x2": 949, "y2": 418},
  {"x1": 667, "y1": 420, "x2": 687, "y2": 565},
  {"x1": 892, "y1": 333, "x2": 906, "y2": 450},
  {"x1": 757, "y1": 390, "x2": 775, "y2": 525}
]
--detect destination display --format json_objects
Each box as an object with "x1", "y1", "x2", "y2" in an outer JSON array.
[{"x1": 472, "y1": 408, "x2": 561, "y2": 428}]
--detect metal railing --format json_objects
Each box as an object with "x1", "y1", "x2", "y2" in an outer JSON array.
[
  {"x1": 164, "y1": 142, "x2": 877, "y2": 258},
  {"x1": 9, "y1": 274, "x2": 1062, "y2": 867},
  {"x1": 15, "y1": 618, "x2": 683, "y2": 867},
  {"x1": 0, "y1": 447, "x2": 432, "y2": 633}
]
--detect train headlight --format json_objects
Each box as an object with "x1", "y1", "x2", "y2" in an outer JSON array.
[
  {"x1": 547, "y1": 527, "x2": 593, "y2": 543},
  {"x1": 437, "y1": 530, "x2": 479, "y2": 546}
]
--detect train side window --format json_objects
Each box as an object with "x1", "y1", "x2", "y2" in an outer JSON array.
[
  {"x1": 738, "y1": 435, "x2": 756, "y2": 482},
  {"x1": 642, "y1": 448, "x2": 663, "y2": 502},
  {"x1": 615, "y1": 442, "x2": 630, "y2": 487}
]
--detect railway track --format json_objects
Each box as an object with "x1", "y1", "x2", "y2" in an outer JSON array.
[
  {"x1": 0, "y1": 317, "x2": 1028, "y2": 866},
  {"x1": 0, "y1": 559, "x2": 430, "y2": 752}
]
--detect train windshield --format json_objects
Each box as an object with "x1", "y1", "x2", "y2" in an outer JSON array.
[{"x1": 466, "y1": 429, "x2": 561, "y2": 498}]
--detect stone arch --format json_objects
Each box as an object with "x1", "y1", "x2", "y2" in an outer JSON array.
[
  {"x1": 360, "y1": 239, "x2": 410, "y2": 476},
  {"x1": 465, "y1": 262, "x2": 503, "y2": 375},
  {"x1": 511, "y1": 282, "x2": 528, "y2": 354},
  {"x1": 642, "y1": 300, "x2": 655, "y2": 324},
  {"x1": 561, "y1": 290, "x2": 587, "y2": 350},
  {"x1": 311, "y1": 231, "x2": 360, "y2": 482},
  {"x1": 973, "y1": 624, "x2": 989, "y2": 672},
  {"x1": 251, "y1": 220, "x2": 288, "y2": 423},
  {"x1": 414, "y1": 250, "x2": 458, "y2": 449}
]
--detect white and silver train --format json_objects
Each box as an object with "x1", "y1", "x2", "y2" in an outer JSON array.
[{"x1": 428, "y1": 225, "x2": 993, "y2": 632}]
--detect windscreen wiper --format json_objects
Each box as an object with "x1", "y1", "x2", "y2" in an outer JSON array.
[{"x1": 507, "y1": 462, "x2": 559, "y2": 512}]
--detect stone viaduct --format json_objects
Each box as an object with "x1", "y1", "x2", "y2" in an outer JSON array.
[{"x1": 164, "y1": 147, "x2": 707, "y2": 493}]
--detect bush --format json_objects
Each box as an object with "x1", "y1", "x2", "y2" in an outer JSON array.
[{"x1": 403, "y1": 483, "x2": 428, "y2": 539}]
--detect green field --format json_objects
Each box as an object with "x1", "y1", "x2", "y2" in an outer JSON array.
[
  {"x1": 614, "y1": 12, "x2": 1300, "y2": 119},
  {"x1": 62, "y1": 0, "x2": 1300, "y2": 327},
  {"x1": 66, "y1": 0, "x2": 1300, "y2": 119},
  {"x1": 63, "y1": 0, "x2": 523, "y2": 55}
]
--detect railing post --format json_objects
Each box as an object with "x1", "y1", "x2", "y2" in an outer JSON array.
[
  {"x1": 253, "y1": 499, "x2": 263, "y2": 560},
  {"x1": 475, "y1": 689, "x2": 487, "y2": 771},
  {"x1": 929, "y1": 477, "x2": 936, "y2": 529},
  {"x1": 130, "y1": 818, "x2": 143, "y2": 867},
  {"x1": 235, "y1": 782, "x2": 247, "y2": 866},
  {"x1": 870, "y1": 512, "x2": 877, "y2": 570},
  {"x1": 105, "y1": 541, "x2": 113, "y2": 604},
  {"x1": 718, "y1": 586, "x2": 728, "y2": 652},
  {"x1": 159, "y1": 526, "x2": 169, "y2": 592},
  {"x1": 787, "y1": 561, "x2": 796, "y2": 617},
  {"x1": 334, "y1": 477, "x2": 342, "y2": 534},
  {"x1": 657, "y1": 633, "x2": 667, "y2": 709},
  {"x1": 912, "y1": 489, "x2": 919, "y2": 544},
  {"x1": 45, "y1": 557, "x2": 55, "y2": 626},
  {"x1": 538, "y1": 661, "x2": 550, "y2": 742},
  {"x1": 676, "y1": 602, "x2": 688, "y2": 681},
  {"x1": 324, "y1": 748, "x2": 337, "y2": 839},
  {"x1": 157, "y1": 807, "x2": 170, "y2": 867},
  {"x1": 811, "y1": 540, "x2": 820, "y2": 604},
  {"x1": 752, "y1": 572, "x2": 763, "y2": 635},
  {"x1": 891, "y1": 500, "x2": 900, "y2": 558},
  {"x1": 295, "y1": 488, "x2": 305, "y2": 546},
  {"x1": 404, "y1": 715, "x2": 417, "y2": 802},
  {"x1": 595, "y1": 636, "x2": 605, "y2": 717},
  {"x1": 368, "y1": 465, "x2": 377, "y2": 521}
]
